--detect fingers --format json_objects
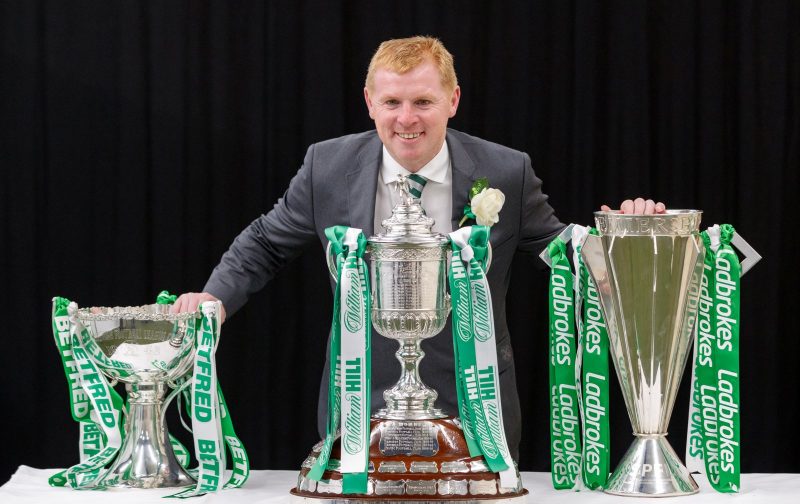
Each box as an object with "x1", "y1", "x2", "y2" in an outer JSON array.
[
  {"x1": 169, "y1": 292, "x2": 224, "y2": 319},
  {"x1": 620, "y1": 199, "x2": 634, "y2": 214},
  {"x1": 170, "y1": 294, "x2": 187, "y2": 314},
  {"x1": 615, "y1": 198, "x2": 668, "y2": 214},
  {"x1": 600, "y1": 204, "x2": 612, "y2": 212}
]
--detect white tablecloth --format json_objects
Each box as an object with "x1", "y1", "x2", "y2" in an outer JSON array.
[{"x1": 2, "y1": 466, "x2": 799, "y2": 503}]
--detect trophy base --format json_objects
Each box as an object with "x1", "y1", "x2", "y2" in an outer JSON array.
[
  {"x1": 98, "y1": 392, "x2": 196, "y2": 489},
  {"x1": 604, "y1": 434, "x2": 699, "y2": 497},
  {"x1": 293, "y1": 417, "x2": 525, "y2": 501},
  {"x1": 288, "y1": 489, "x2": 528, "y2": 503}
]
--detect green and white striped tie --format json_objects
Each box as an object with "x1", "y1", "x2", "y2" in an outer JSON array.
[{"x1": 407, "y1": 174, "x2": 428, "y2": 199}]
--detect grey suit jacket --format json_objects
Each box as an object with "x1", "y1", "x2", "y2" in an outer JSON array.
[{"x1": 205, "y1": 129, "x2": 565, "y2": 460}]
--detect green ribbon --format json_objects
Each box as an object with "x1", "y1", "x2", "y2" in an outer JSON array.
[
  {"x1": 693, "y1": 230, "x2": 719, "y2": 486},
  {"x1": 48, "y1": 298, "x2": 129, "y2": 489},
  {"x1": 714, "y1": 225, "x2": 741, "y2": 492},
  {"x1": 50, "y1": 297, "x2": 122, "y2": 488},
  {"x1": 169, "y1": 302, "x2": 251, "y2": 498},
  {"x1": 450, "y1": 243, "x2": 482, "y2": 458},
  {"x1": 308, "y1": 226, "x2": 371, "y2": 494},
  {"x1": 690, "y1": 225, "x2": 742, "y2": 493},
  {"x1": 546, "y1": 236, "x2": 581, "y2": 489},
  {"x1": 156, "y1": 290, "x2": 178, "y2": 305},
  {"x1": 450, "y1": 227, "x2": 500, "y2": 466},
  {"x1": 449, "y1": 226, "x2": 518, "y2": 489},
  {"x1": 577, "y1": 229, "x2": 610, "y2": 489},
  {"x1": 170, "y1": 378, "x2": 250, "y2": 493},
  {"x1": 698, "y1": 225, "x2": 741, "y2": 492}
]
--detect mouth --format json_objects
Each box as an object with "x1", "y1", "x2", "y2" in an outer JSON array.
[{"x1": 396, "y1": 132, "x2": 422, "y2": 140}]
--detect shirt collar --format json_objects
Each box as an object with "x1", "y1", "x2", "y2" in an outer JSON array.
[{"x1": 380, "y1": 141, "x2": 449, "y2": 186}]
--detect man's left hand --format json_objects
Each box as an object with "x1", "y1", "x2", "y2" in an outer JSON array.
[{"x1": 601, "y1": 198, "x2": 666, "y2": 214}]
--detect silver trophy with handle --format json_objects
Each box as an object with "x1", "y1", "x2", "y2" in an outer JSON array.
[
  {"x1": 72, "y1": 303, "x2": 199, "y2": 489},
  {"x1": 293, "y1": 175, "x2": 525, "y2": 502}
]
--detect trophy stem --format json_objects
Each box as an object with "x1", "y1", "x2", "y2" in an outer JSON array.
[
  {"x1": 100, "y1": 382, "x2": 195, "y2": 488},
  {"x1": 604, "y1": 434, "x2": 699, "y2": 497},
  {"x1": 374, "y1": 337, "x2": 445, "y2": 420}
]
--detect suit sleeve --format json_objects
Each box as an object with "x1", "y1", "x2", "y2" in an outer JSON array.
[
  {"x1": 516, "y1": 152, "x2": 567, "y2": 257},
  {"x1": 203, "y1": 144, "x2": 319, "y2": 316}
]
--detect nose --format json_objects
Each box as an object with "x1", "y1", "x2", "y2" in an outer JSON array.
[{"x1": 397, "y1": 102, "x2": 417, "y2": 126}]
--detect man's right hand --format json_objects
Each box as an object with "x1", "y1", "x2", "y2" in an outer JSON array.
[{"x1": 171, "y1": 292, "x2": 227, "y2": 324}]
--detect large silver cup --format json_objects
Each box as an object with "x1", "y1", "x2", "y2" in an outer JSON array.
[
  {"x1": 367, "y1": 205, "x2": 451, "y2": 420},
  {"x1": 73, "y1": 304, "x2": 198, "y2": 488},
  {"x1": 296, "y1": 177, "x2": 524, "y2": 501},
  {"x1": 581, "y1": 211, "x2": 704, "y2": 497}
]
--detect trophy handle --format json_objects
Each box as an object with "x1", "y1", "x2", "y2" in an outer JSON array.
[
  {"x1": 326, "y1": 242, "x2": 339, "y2": 282},
  {"x1": 731, "y1": 232, "x2": 761, "y2": 276}
]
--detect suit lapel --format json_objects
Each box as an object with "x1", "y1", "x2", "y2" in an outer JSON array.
[
  {"x1": 447, "y1": 131, "x2": 478, "y2": 230},
  {"x1": 346, "y1": 135, "x2": 382, "y2": 237}
]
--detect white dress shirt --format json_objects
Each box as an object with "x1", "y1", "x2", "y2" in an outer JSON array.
[{"x1": 374, "y1": 142, "x2": 453, "y2": 235}]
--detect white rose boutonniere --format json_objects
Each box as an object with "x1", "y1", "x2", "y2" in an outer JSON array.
[
  {"x1": 459, "y1": 177, "x2": 506, "y2": 227},
  {"x1": 471, "y1": 188, "x2": 505, "y2": 226}
]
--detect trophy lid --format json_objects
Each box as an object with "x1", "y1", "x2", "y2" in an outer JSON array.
[{"x1": 369, "y1": 174, "x2": 449, "y2": 246}]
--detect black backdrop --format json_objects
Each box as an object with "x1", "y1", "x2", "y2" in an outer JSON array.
[{"x1": 1, "y1": 0, "x2": 798, "y2": 486}]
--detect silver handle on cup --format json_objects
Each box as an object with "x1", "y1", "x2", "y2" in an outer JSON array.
[{"x1": 326, "y1": 242, "x2": 339, "y2": 282}]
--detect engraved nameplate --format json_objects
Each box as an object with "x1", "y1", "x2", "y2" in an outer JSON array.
[
  {"x1": 438, "y1": 479, "x2": 468, "y2": 495},
  {"x1": 409, "y1": 461, "x2": 438, "y2": 473},
  {"x1": 378, "y1": 461, "x2": 407, "y2": 473},
  {"x1": 378, "y1": 420, "x2": 439, "y2": 456},
  {"x1": 469, "y1": 479, "x2": 498, "y2": 495},
  {"x1": 440, "y1": 461, "x2": 469, "y2": 473},
  {"x1": 406, "y1": 479, "x2": 437, "y2": 495}
]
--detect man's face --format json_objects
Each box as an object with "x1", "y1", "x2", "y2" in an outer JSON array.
[{"x1": 364, "y1": 61, "x2": 460, "y2": 172}]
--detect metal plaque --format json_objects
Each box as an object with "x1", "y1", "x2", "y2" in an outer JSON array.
[{"x1": 378, "y1": 420, "x2": 439, "y2": 456}]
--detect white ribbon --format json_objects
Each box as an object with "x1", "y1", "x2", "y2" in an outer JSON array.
[
  {"x1": 175, "y1": 301, "x2": 225, "y2": 497},
  {"x1": 339, "y1": 228, "x2": 370, "y2": 477}
]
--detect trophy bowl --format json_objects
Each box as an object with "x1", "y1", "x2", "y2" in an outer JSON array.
[
  {"x1": 369, "y1": 240, "x2": 451, "y2": 420},
  {"x1": 74, "y1": 303, "x2": 198, "y2": 489}
]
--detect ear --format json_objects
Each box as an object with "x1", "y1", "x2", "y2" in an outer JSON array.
[
  {"x1": 364, "y1": 87, "x2": 375, "y2": 119},
  {"x1": 449, "y1": 85, "x2": 461, "y2": 118}
]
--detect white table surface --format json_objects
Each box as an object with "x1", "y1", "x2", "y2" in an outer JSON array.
[{"x1": 2, "y1": 466, "x2": 799, "y2": 503}]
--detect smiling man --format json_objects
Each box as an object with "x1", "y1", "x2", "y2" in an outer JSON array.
[
  {"x1": 364, "y1": 39, "x2": 460, "y2": 173},
  {"x1": 174, "y1": 36, "x2": 662, "y2": 460}
]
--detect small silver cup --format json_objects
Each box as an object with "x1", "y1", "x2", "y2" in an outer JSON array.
[{"x1": 73, "y1": 304, "x2": 198, "y2": 489}]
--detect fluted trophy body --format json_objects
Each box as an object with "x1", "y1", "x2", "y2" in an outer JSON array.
[{"x1": 581, "y1": 211, "x2": 704, "y2": 497}]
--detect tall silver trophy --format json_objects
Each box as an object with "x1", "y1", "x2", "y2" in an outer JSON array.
[
  {"x1": 368, "y1": 179, "x2": 451, "y2": 421},
  {"x1": 580, "y1": 211, "x2": 704, "y2": 497},
  {"x1": 73, "y1": 304, "x2": 198, "y2": 488},
  {"x1": 293, "y1": 177, "x2": 525, "y2": 502}
]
